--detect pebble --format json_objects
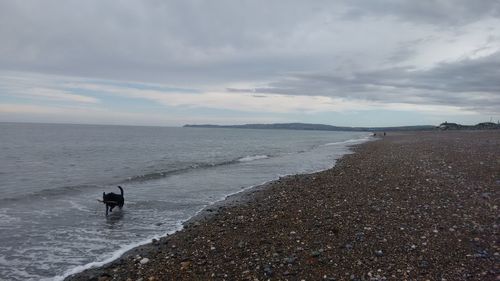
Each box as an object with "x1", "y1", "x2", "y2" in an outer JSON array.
[
  {"x1": 284, "y1": 256, "x2": 296, "y2": 264},
  {"x1": 355, "y1": 232, "x2": 365, "y2": 241},
  {"x1": 180, "y1": 261, "x2": 191, "y2": 270},
  {"x1": 417, "y1": 260, "x2": 430, "y2": 269},
  {"x1": 311, "y1": 250, "x2": 321, "y2": 257},
  {"x1": 140, "y1": 258, "x2": 149, "y2": 265},
  {"x1": 263, "y1": 265, "x2": 273, "y2": 277}
]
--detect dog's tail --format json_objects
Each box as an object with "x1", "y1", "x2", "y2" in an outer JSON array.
[{"x1": 117, "y1": 186, "x2": 124, "y2": 196}]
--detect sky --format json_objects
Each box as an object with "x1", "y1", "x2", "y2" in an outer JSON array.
[{"x1": 1, "y1": 0, "x2": 499, "y2": 127}]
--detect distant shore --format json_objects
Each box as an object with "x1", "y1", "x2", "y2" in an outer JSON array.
[
  {"x1": 183, "y1": 122, "x2": 436, "y2": 132},
  {"x1": 66, "y1": 131, "x2": 499, "y2": 281}
]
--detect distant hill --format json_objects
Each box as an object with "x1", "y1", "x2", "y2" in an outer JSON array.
[{"x1": 183, "y1": 123, "x2": 436, "y2": 132}]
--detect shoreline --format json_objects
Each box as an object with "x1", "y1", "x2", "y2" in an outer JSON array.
[
  {"x1": 66, "y1": 131, "x2": 499, "y2": 280},
  {"x1": 60, "y1": 137, "x2": 370, "y2": 280}
]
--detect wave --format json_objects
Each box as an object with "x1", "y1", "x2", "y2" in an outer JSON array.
[
  {"x1": 3, "y1": 135, "x2": 370, "y2": 204},
  {"x1": 0, "y1": 212, "x2": 21, "y2": 224},
  {"x1": 0, "y1": 184, "x2": 102, "y2": 204},
  {"x1": 1, "y1": 136, "x2": 368, "y2": 204},
  {"x1": 125, "y1": 162, "x2": 234, "y2": 182},
  {"x1": 52, "y1": 222, "x2": 185, "y2": 281},
  {"x1": 126, "y1": 155, "x2": 270, "y2": 182},
  {"x1": 1, "y1": 135, "x2": 369, "y2": 205},
  {"x1": 237, "y1": 155, "x2": 269, "y2": 162},
  {"x1": 1, "y1": 155, "x2": 272, "y2": 204},
  {"x1": 323, "y1": 135, "x2": 372, "y2": 146}
]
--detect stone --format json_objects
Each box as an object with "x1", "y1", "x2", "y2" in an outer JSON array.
[
  {"x1": 284, "y1": 256, "x2": 296, "y2": 264},
  {"x1": 140, "y1": 258, "x2": 150, "y2": 265},
  {"x1": 355, "y1": 232, "x2": 365, "y2": 241},
  {"x1": 180, "y1": 261, "x2": 191, "y2": 270},
  {"x1": 417, "y1": 260, "x2": 430, "y2": 269},
  {"x1": 263, "y1": 265, "x2": 273, "y2": 277}
]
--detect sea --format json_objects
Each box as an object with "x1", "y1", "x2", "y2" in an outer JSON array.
[{"x1": 0, "y1": 122, "x2": 371, "y2": 280}]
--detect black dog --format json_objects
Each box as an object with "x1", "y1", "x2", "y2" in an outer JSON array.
[{"x1": 102, "y1": 186, "x2": 124, "y2": 216}]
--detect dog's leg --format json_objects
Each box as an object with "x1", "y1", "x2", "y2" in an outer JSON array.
[{"x1": 105, "y1": 205, "x2": 109, "y2": 216}]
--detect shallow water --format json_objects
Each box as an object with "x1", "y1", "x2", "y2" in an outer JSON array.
[{"x1": 0, "y1": 123, "x2": 370, "y2": 280}]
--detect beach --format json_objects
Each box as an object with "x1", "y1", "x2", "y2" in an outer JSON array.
[{"x1": 66, "y1": 131, "x2": 499, "y2": 281}]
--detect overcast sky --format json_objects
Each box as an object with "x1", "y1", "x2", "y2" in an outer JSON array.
[{"x1": 1, "y1": 0, "x2": 499, "y2": 126}]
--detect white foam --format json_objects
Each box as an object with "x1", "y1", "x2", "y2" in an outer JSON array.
[
  {"x1": 323, "y1": 135, "x2": 372, "y2": 146},
  {"x1": 52, "y1": 222, "x2": 184, "y2": 281},
  {"x1": 238, "y1": 155, "x2": 269, "y2": 162}
]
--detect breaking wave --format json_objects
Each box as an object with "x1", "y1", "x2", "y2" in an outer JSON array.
[{"x1": 237, "y1": 155, "x2": 269, "y2": 162}]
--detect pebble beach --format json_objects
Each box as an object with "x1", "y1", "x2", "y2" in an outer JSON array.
[{"x1": 66, "y1": 131, "x2": 499, "y2": 281}]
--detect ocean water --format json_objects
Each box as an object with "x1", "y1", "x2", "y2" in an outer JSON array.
[{"x1": 0, "y1": 123, "x2": 371, "y2": 280}]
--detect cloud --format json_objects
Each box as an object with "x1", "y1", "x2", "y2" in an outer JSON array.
[
  {"x1": 231, "y1": 50, "x2": 500, "y2": 116},
  {"x1": 0, "y1": 102, "x2": 286, "y2": 126},
  {"x1": 1, "y1": 0, "x2": 498, "y2": 85},
  {"x1": 21, "y1": 87, "x2": 99, "y2": 103},
  {"x1": 342, "y1": 0, "x2": 500, "y2": 25},
  {"x1": 66, "y1": 79, "x2": 474, "y2": 117},
  {"x1": 0, "y1": 73, "x2": 99, "y2": 104},
  {"x1": 0, "y1": 1, "x2": 498, "y2": 125},
  {"x1": 64, "y1": 82, "x2": 350, "y2": 113}
]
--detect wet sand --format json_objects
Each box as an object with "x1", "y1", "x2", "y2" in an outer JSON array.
[{"x1": 66, "y1": 131, "x2": 499, "y2": 281}]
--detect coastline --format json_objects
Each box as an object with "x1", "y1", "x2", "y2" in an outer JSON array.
[
  {"x1": 58, "y1": 135, "x2": 370, "y2": 281},
  {"x1": 66, "y1": 131, "x2": 499, "y2": 280}
]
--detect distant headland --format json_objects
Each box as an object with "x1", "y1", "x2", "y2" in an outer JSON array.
[
  {"x1": 183, "y1": 122, "x2": 435, "y2": 132},
  {"x1": 184, "y1": 122, "x2": 500, "y2": 132}
]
